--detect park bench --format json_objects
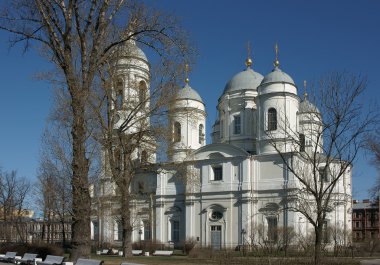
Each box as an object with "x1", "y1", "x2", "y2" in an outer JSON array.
[
  {"x1": 75, "y1": 259, "x2": 103, "y2": 265},
  {"x1": 152, "y1": 250, "x2": 173, "y2": 256},
  {"x1": 36, "y1": 255, "x2": 64, "y2": 265},
  {"x1": 0, "y1": 252, "x2": 17, "y2": 263},
  {"x1": 15, "y1": 253, "x2": 38, "y2": 265},
  {"x1": 132, "y1": 250, "x2": 142, "y2": 256}
]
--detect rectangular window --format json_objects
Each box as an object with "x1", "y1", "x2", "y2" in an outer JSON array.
[
  {"x1": 234, "y1": 115, "x2": 241, "y2": 134},
  {"x1": 319, "y1": 167, "x2": 329, "y2": 182},
  {"x1": 213, "y1": 166, "x2": 223, "y2": 181},
  {"x1": 172, "y1": 220, "x2": 179, "y2": 242}
]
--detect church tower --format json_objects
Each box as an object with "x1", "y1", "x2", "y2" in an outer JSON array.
[
  {"x1": 214, "y1": 49, "x2": 263, "y2": 153},
  {"x1": 168, "y1": 66, "x2": 206, "y2": 162},
  {"x1": 111, "y1": 35, "x2": 156, "y2": 163},
  {"x1": 257, "y1": 44, "x2": 299, "y2": 154},
  {"x1": 298, "y1": 81, "x2": 323, "y2": 154}
]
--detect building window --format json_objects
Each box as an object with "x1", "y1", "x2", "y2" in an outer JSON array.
[
  {"x1": 319, "y1": 167, "x2": 330, "y2": 182},
  {"x1": 323, "y1": 221, "x2": 330, "y2": 243},
  {"x1": 267, "y1": 216, "x2": 278, "y2": 242},
  {"x1": 171, "y1": 220, "x2": 179, "y2": 243},
  {"x1": 299, "y1": 133, "x2": 305, "y2": 152},
  {"x1": 141, "y1": 150, "x2": 148, "y2": 164},
  {"x1": 114, "y1": 220, "x2": 122, "y2": 241},
  {"x1": 267, "y1": 108, "x2": 277, "y2": 131},
  {"x1": 210, "y1": 211, "x2": 223, "y2": 221},
  {"x1": 139, "y1": 81, "x2": 147, "y2": 104},
  {"x1": 115, "y1": 78, "x2": 124, "y2": 110},
  {"x1": 233, "y1": 115, "x2": 241, "y2": 134},
  {"x1": 174, "y1": 122, "x2": 181, "y2": 142},
  {"x1": 144, "y1": 221, "x2": 151, "y2": 240},
  {"x1": 212, "y1": 165, "x2": 223, "y2": 181},
  {"x1": 199, "y1": 124, "x2": 204, "y2": 144},
  {"x1": 220, "y1": 119, "x2": 224, "y2": 138}
]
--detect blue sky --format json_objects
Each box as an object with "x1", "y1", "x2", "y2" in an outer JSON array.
[{"x1": 0, "y1": 0, "x2": 379, "y2": 200}]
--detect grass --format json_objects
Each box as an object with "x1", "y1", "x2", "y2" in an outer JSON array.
[{"x1": 89, "y1": 254, "x2": 363, "y2": 265}]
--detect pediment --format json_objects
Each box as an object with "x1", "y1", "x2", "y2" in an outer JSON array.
[{"x1": 186, "y1": 143, "x2": 249, "y2": 161}]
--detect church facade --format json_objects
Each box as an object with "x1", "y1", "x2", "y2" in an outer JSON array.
[{"x1": 91, "y1": 41, "x2": 352, "y2": 250}]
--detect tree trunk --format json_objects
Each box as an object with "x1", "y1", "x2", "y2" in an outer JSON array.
[
  {"x1": 70, "y1": 95, "x2": 91, "y2": 260},
  {"x1": 314, "y1": 224, "x2": 323, "y2": 265},
  {"x1": 121, "y1": 192, "x2": 133, "y2": 257}
]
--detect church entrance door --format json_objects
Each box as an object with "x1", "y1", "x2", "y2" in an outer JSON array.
[{"x1": 210, "y1": 225, "x2": 222, "y2": 249}]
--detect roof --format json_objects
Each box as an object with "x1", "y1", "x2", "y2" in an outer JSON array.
[
  {"x1": 177, "y1": 84, "x2": 204, "y2": 103},
  {"x1": 119, "y1": 40, "x2": 148, "y2": 62},
  {"x1": 223, "y1": 68, "x2": 263, "y2": 93},
  {"x1": 299, "y1": 98, "x2": 320, "y2": 114},
  {"x1": 260, "y1": 67, "x2": 295, "y2": 86},
  {"x1": 353, "y1": 201, "x2": 378, "y2": 210}
]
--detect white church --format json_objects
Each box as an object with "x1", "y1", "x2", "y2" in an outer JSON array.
[{"x1": 92, "y1": 40, "x2": 352, "y2": 250}]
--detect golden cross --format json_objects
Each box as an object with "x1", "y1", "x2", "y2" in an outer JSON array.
[
  {"x1": 185, "y1": 63, "x2": 190, "y2": 84},
  {"x1": 274, "y1": 42, "x2": 280, "y2": 67},
  {"x1": 245, "y1": 41, "x2": 252, "y2": 67},
  {"x1": 303, "y1": 80, "x2": 308, "y2": 100}
]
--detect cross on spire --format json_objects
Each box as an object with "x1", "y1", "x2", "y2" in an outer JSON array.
[
  {"x1": 184, "y1": 63, "x2": 190, "y2": 84},
  {"x1": 273, "y1": 42, "x2": 280, "y2": 68},
  {"x1": 245, "y1": 41, "x2": 252, "y2": 68},
  {"x1": 303, "y1": 80, "x2": 308, "y2": 100}
]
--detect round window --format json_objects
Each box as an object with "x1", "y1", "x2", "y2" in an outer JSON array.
[{"x1": 210, "y1": 211, "x2": 223, "y2": 221}]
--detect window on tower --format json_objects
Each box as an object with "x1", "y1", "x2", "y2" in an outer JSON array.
[
  {"x1": 267, "y1": 108, "x2": 277, "y2": 131},
  {"x1": 299, "y1": 133, "x2": 305, "y2": 152},
  {"x1": 115, "y1": 78, "x2": 124, "y2": 110},
  {"x1": 212, "y1": 165, "x2": 223, "y2": 181},
  {"x1": 233, "y1": 115, "x2": 241, "y2": 134},
  {"x1": 139, "y1": 81, "x2": 147, "y2": 105},
  {"x1": 174, "y1": 122, "x2": 181, "y2": 142},
  {"x1": 199, "y1": 124, "x2": 204, "y2": 144}
]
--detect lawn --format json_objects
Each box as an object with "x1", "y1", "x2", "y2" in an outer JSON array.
[{"x1": 91, "y1": 254, "x2": 362, "y2": 265}]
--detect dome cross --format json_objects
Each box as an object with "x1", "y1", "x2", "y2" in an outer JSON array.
[{"x1": 273, "y1": 42, "x2": 280, "y2": 68}]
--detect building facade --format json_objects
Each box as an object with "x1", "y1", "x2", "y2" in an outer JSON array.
[
  {"x1": 352, "y1": 199, "x2": 379, "y2": 241},
  {"x1": 92, "y1": 40, "x2": 353, "y2": 249}
]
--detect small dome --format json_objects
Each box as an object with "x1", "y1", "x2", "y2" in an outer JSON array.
[
  {"x1": 119, "y1": 41, "x2": 148, "y2": 62},
  {"x1": 261, "y1": 67, "x2": 295, "y2": 86},
  {"x1": 223, "y1": 68, "x2": 264, "y2": 93},
  {"x1": 177, "y1": 84, "x2": 204, "y2": 103},
  {"x1": 299, "y1": 99, "x2": 320, "y2": 114}
]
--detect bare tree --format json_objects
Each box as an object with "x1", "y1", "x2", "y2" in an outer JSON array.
[
  {"x1": 0, "y1": 169, "x2": 30, "y2": 242},
  {"x1": 1, "y1": 0, "x2": 190, "y2": 259},
  {"x1": 266, "y1": 72, "x2": 377, "y2": 265}
]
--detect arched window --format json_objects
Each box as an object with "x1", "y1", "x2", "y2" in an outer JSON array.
[
  {"x1": 199, "y1": 124, "x2": 204, "y2": 144},
  {"x1": 115, "y1": 78, "x2": 124, "y2": 109},
  {"x1": 139, "y1": 81, "x2": 147, "y2": 104},
  {"x1": 141, "y1": 150, "x2": 148, "y2": 164},
  {"x1": 299, "y1": 133, "x2": 305, "y2": 152},
  {"x1": 267, "y1": 108, "x2": 277, "y2": 131},
  {"x1": 174, "y1": 122, "x2": 181, "y2": 142}
]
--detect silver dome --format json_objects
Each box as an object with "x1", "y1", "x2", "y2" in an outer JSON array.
[
  {"x1": 299, "y1": 99, "x2": 320, "y2": 113},
  {"x1": 223, "y1": 68, "x2": 264, "y2": 93},
  {"x1": 261, "y1": 67, "x2": 295, "y2": 86},
  {"x1": 177, "y1": 84, "x2": 204, "y2": 103}
]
